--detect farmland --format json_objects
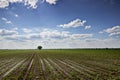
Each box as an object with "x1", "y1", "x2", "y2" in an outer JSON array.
[{"x1": 0, "y1": 49, "x2": 120, "y2": 80}]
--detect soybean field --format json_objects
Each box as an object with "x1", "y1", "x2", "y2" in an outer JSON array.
[{"x1": 0, "y1": 49, "x2": 120, "y2": 80}]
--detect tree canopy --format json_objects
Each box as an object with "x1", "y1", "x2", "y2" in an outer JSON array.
[{"x1": 37, "y1": 46, "x2": 42, "y2": 50}]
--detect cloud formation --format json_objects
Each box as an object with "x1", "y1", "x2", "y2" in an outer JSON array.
[
  {"x1": 0, "y1": 28, "x2": 120, "y2": 49},
  {"x1": 71, "y1": 34, "x2": 93, "y2": 39},
  {"x1": 104, "y1": 26, "x2": 120, "y2": 36},
  {"x1": 0, "y1": 0, "x2": 38, "y2": 9},
  {"x1": 59, "y1": 19, "x2": 86, "y2": 28},
  {"x1": 85, "y1": 25, "x2": 91, "y2": 29},
  {"x1": 22, "y1": 28, "x2": 32, "y2": 33},
  {"x1": 40, "y1": 29, "x2": 70, "y2": 39},
  {"x1": 0, "y1": 0, "x2": 58, "y2": 9},
  {"x1": 1, "y1": 17, "x2": 12, "y2": 24},
  {"x1": 0, "y1": 0, "x2": 9, "y2": 8},
  {"x1": 45, "y1": 0, "x2": 57, "y2": 4},
  {"x1": 0, "y1": 28, "x2": 93, "y2": 41},
  {"x1": 0, "y1": 28, "x2": 18, "y2": 36}
]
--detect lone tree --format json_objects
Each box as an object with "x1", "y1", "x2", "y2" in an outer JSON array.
[{"x1": 37, "y1": 46, "x2": 42, "y2": 50}]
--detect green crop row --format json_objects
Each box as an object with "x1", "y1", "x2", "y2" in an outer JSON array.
[{"x1": 0, "y1": 49, "x2": 120, "y2": 80}]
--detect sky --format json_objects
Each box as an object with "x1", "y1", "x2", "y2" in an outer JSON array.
[{"x1": 0, "y1": 0, "x2": 120, "y2": 49}]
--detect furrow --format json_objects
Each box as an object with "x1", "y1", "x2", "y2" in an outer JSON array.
[
  {"x1": 0, "y1": 58, "x2": 16, "y2": 71},
  {"x1": 0, "y1": 59, "x2": 25, "y2": 80},
  {"x1": 23, "y1": 58, "x2": 34, "y2": 80},
  {"x1": 44, "y1": 59, "x2": 58, "y2": 75},
  {"x1": 0, "y1": 58, "x2": 15, "y2": 69},
  {"x1": 40, "y1": 58, "x2": 48, "y2": 80},
  {"x1": 65, "y1": 59, "x2": 96, "y2": 74},
  {"x1": 85, "y1": 61, "x2": 112, "y2": 74},
  {"x1": 33, "y1": 54, "x2": 41, "y2": 80},
  {"x1": 2, "y1": 60, "x2": 25, "y2": 78},
  {"x1": 48, "y1": 58, "x2": 72, "y2": 79},
  {"x1": 0, "y1": 59, "x2": 20, "y2": 77},
  {"x1": 57, "y1": 59, "x2": 94, "y2": 79}
]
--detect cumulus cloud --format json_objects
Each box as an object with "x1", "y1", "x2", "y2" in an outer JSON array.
[
  {"x1": 0, "y1": 28, "x2": 40, "y2": 40},
  {"x1": 40, "y1": 29, "x2": 70, "y2": 39},
  {"x1": 0, "y1": 0, "x2": 58, "y2": 9},
  {"x1": 14, "y1": 33, "x2": 40, "y2": 40},
  {"x1": 1, "y1": 36, "x2": 120, "y2": 49},
  {"x1": 103, "y1": 26, "x2": 120, "y2": 36},
  {"x1": 0, "y1": 28, "x2": 18, "y2": 36},
  {"x1": 0, "y1": 0, "x2": 22, "y2": 8},
  {"x1": 39, "y1": 29, "x2": 93, "y2": 39},
  {"x1": 99, "y1": 31, "x2": 104, "y2": 34},
  {"x1": 71, "y1": 34, "x2": 93, "y2": 39},
  {"x1": 1, "y1": 17, "x2": 12, "y2": 24},
  {"x1": 85, "y1": 25, "x2": 91, "y2": 29},
  {"x1": 109, "y1": 32, "x2": 120, "y2": 36},
  {"x1": 0, "y1": 0, "x2": 9, "y2": 8},
  {"x1": 1, "y1": 28, "x2": 120, "y2": 49},
  {"x1": 59, "y1": 19, "x2": 86, "y2": 28},
  {"x1": 83, "y1": 38, "x2": 120, "y2": 48},
  {"x1": 45, "y1": 0, "x2": 57, "y2": 5},
  {"x1": 24, "y1": 0, "x2": 38, "y2": 9},
  {"x1": 22, "y1": 28, "x2": 32, "y2": 33},
  {"x1": 0, "y1": 28, "x2": 93, "y2": 41},
  {"x1": 0, "y1": 0, "x2": 38, "y2": 9}
]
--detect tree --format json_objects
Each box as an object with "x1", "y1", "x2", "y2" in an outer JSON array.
[{"x1": 37, "y1": 46, "x2": 42, "y2": 50}]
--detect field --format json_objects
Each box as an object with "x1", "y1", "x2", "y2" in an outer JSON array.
[{"x1": 0, "y1": 49, "x2": 120, "y2": 80}]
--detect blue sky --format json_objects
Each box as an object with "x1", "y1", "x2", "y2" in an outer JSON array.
[{"x1": 0, "y1": 0, "x2": 120, "y2": 49}]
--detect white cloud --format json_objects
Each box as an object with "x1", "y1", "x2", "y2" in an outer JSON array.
[
  {"x1": 71, "y1": 34, "x2": 93, "y2": 39},
  {"x1": 45, "y1": 0, "x2": 57, "y2": 5},
  {"x1": 0, "y1": 0, "x2": 38, "y2": 9},
  {"x1": 1, "y1": 28, "x2": 120, "y2": 49},
  {"x1": 14, "y1": 33, "x2": 40, "y2": 39},
  {"x1": 109, "y1": 32, "x2": 120, "y2": 36},
  {"x1": 1, "y1": 17, "x2": 12, "y2": 24},
  {"x1": 26, "y1": 33, "x2": 40, "y2": 39},
  {"x1": 0, "y1": 0, "x2": 22, "y2": 8},
  {"x1": 0, "y1": 39, "x2": 37, "y2": 49},
  {"x1": 12, "y1": 27, "x2": 18, "y2": 30},
  {"x1": 104, "y1": 26, "x2": 120, "y2": 33},
  {"x1": 0, "y1": 0, "x2": 9, "y2": 8},
  {"x1": 0, "y1": 28, "x2": 93, "y2": 41},
  {"x1": 85, "y1": 25, "x2": 91, "y2": 29},
  {"x1": 40, "y1": 29, "x2": 70, "y2": 39},
  {"x1": 59, "y1": 19, "x2": 86, "y2": 28},
  {"x1": 102, "y1": 26, "x2": 120, "y2": 36},
  {"x1": 39, "y1": 29, "x2": 93, "y2": 39},
  {"x1": 0, "y1": 28, "x2": 18, "y2": 36},
  {"x1": 24, "y1": 0, "x2": 38, "y2": 9},
  {"x1": 83, "y1": 38, "x2": 120, "y2": 48},
  {"x1": 0, "y1": 0, "x2": 57, "y2": 9},
  {"x1": 22, "y1": 28, "x2": 32, "y2": 33},
  {"x1": 1, "y1": 36, "x2": 120, "y2": 49},
  {"x1": 8, "y1": 0, "x2": 23, "y2": 3},
  {"x1": 99, "y1": 31, "x2": 104, "y2": 34},
  {"x1": 14, "y1": 14, "x2": 19, "y2": 17}
]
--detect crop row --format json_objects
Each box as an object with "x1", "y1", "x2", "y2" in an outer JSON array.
[{"x1": 0, "y1": 50, "x2": 120, "y2": 80}]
